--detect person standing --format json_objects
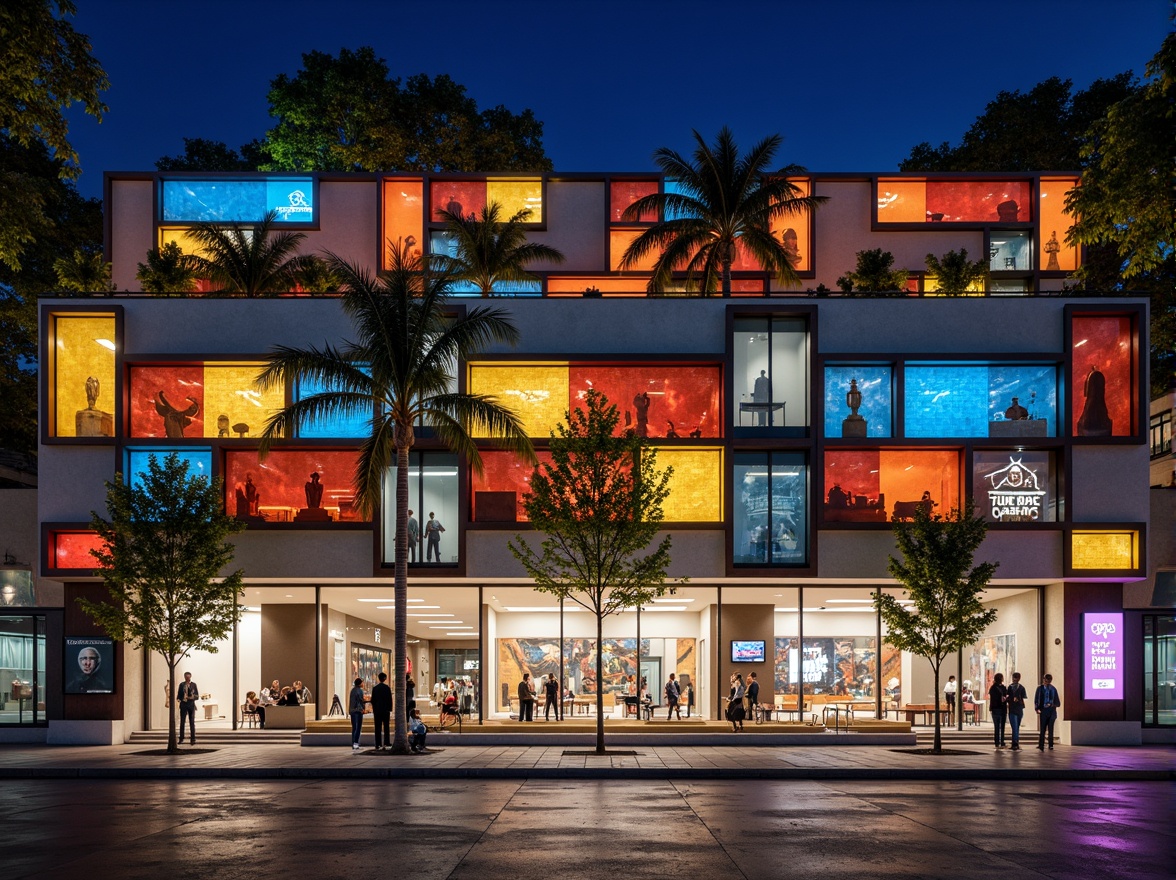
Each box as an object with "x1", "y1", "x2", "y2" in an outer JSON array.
[
  {"x1": 1035, "y1": 673, "x2": 1061, "y2": 750},
  {"x1": 176, "y1": 671, "x2": 199, "y2": 746},
  {"x1": 664, "y1": 672, "x2": 681, "y2": 720},
  {"x1": 425, "y1": 512, "x2": 445, "y2": 562},
  {"x1": 988, "y1": 673, "x2": 1008, "y2": 749},
  {"x1": 684, "y1": 679, "x2": 694, "y2": 718},
  {"x1": 406, "y1": 509, "x2": 419, "y2": 562},
  {"x1": 517, "y1": 673, "x2": 536, "y2": 722},
  {"x1": 406, "y1": 674, "x2": 416, "y2": 715},
  {"x1": 746, "y1": 671, "x2": 760, "y2": 722},
  {"x1": 1005, "y1": 671, "x2": 1028, "y2": 750},
  {"x1": 348, "y1": 677, "x2": 366, "y2": 751},
  {"x1": 370, "y1": 672, "x2": 392, "y2": 750},
  {"x1": 543, "y1": 673, "x2": 560, "y2": 721},
  {"x1": 944, "y1": 675, "x2": 957, "y2": 725}
]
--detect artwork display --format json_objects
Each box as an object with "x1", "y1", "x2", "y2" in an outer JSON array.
[
  {"x1": 734, "y1": 452, "x2": 807, "y2": 565},
  {"x1": 224, "y1": 450, "x2": 365, "y2": 524},
  {"x1": 969, "y1": 633, "x2": 1016, "y2": 697},
  {"x1": 351, "y1": 643, "x2": 391, "y2": 695},
  {"x1": 52, "y1": 314, "x2": 116, "y2": 438},
  {"x1": 63, "y1": 636, "x2": 114, "y2": 694},
  {"x1": 823, "y1": 449, "x2": 960, "y2": 523},
  {"x1": 773, "y1": 637, "x2": 893, "y2": 697},
  {"x1": 824, "y1": 366, "x2": 892, "y2": 438},
  {"x1": 876, "y1": 179, "x2": 1033, "y2": 224},
  {"x1": 128, "y1": 364, "x2": 285, "y2": 439},
  {"x1": 1070, "y1": 315, "x2": 1135, "y2": 437}
]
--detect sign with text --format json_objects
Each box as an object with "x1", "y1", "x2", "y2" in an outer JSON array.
[
  {"x1": 974, "y1": 451, "x2": 1052, "y2": 523},
  {"x1": 1082, "y1": 612, "x2": 1123, "y2": 700}
]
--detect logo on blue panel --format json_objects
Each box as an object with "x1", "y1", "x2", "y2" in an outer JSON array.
[{"x1": 273, "y1": 189, "x2": 312, "y2": 220}]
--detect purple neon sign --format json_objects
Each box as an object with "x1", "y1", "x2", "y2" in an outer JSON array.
[{"x1": 1082, "y1": 612, "x2": 1123, "y2": 700}]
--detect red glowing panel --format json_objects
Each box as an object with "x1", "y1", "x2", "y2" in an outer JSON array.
[
  {"x1": 824, "y1": 449, "x2": 960, "y2": 522},
  {"x1": 471, "y1": 450, "x2": 553, "y2": 522},
  {"x1": 610, "y1": 180, "x2": 658, "y2": 222},
  {"x1": 223, "y1": 449, "x2": 367, "y2": 523},
  {"x1": 1071, "y1": 315, "x2": 1135, "y2": 437},
  {"x1": 925, "y1": 180, "x2": 1033, "y2": 223},
  {"x1": 51, "y1": 531, "x2": 105, "y2": 570},
  {"x1": 430, "y1": 180, "x2": 486, "y2": 221},
  {"x1": 568, "y1": 365, "x2": 721, "y2": 439},
  {"x1": 128, "y1": 365, "x2": 205, "y2": 438}
]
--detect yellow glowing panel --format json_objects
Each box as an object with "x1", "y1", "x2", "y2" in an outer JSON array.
[
  {"x1": 159, "y1": 227, "x2": 210, "y2": 259},
  {"x1": 654, "y1": 447, "x2": 723, "y2": 522},
  {"x1": 877, "y1": 179, "x2": 927, "y2": 223},
  {"x1": 53, "y1": 314, "x2": 116, "y2": 437},
  {"x1": 1072, "y1": 532, "x2": 1136, "y2": 570},
  {"x1": 1039, "y1": 177, "x2": 1079, "y2": 272},
  {"x1": 611, "y1": 230, "x2": 658, "y2": 272},
  {"x1": 487, "y1": 179, "x2": 543, "y2": 223},
  {"x1": 202, "y1": 364, "x2": 285, "y2": 439},
  {"x1": 468, "y1": 364, "x2": 569, "y2": 439},
  {"x1": 923, "y1": 276, "x2": 986, "y2": 295},
  {"x1": 382, "y1": 178, "x2": 425, "y2": 269},
  {"x1": 769, "y1": 178, "x2": 811, "y2": 272}
]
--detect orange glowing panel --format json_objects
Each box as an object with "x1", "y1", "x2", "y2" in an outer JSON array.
[
  {"x1": 1039, "y1": 177, "x2": 1079, "y2": 272},
  {"x1": 223, "y1": 449, "x2": 367, "y2": 523},
  {"x1": 876, "y1": 180, "x2": 928, "y2": 223},
  {"x1": 471, "y1": 450, "x2": 554, "y2": 522},
  {"x1": 382, "y1": 178, "x2": 425, "y2": 269},
  {"x1": 927, "y1": 180, "x2": 1033, "y2": 223},
  {"x1": 568, "y1": 365, "x2": 721, "y2": 439},
  {"x1": 610, "y1": 180, "x2": 659, "y2": 223},
  {"x1": 129, "y1": 365, "x2": 205, "y2": 438},
  {"x1": 547, "y1": 276, "x2": 649, "y2": 294},
  {"x1": 610, "y1": 229, "x2": 658, "y2": 272},
  {"x1": 431, "y1": 180, "x2": 486, "y2": 221},
  {"x1": 823, "y1": 449, "x2": 960, "y2": 522},
  {"x1": 1071, "y1": 315, "x2": 1136, "y2": 437},
  {"x1": 51, "y1": 530, "x2": 105, "y2": 570},
  {"x1": 769, "y1": 177, "x2": 812, "y2": 272}
]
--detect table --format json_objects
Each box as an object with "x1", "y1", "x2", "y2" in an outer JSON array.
[
  {"x1": 202, "y1": 702, "x2": 219, "y2": 721},
  {"x1": 739, "y1": 402, "x2": 785, "y2": 426},
  {"x1": 900, "y1": 703, "x2": 951, "y2": 725}
]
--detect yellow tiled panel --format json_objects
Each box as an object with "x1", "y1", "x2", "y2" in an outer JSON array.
[
  {"x1": 654, "y1": 447, "x2": 723, "y2": 523},
  {"x1": 1072, "y1": 532, "x2": 1136, "y2": 569},
  {"x1": 468, "y1": 364, "x2": 569, "y2": 439},
  {"x1": 202, "y1": 364, "x2": 285, "y2": 439},
  {"x1": 53, "y1": 315, "x2": 116, "y2": 437},
  {"x1": 487, "y1": 179, "x2": 543, "y2": 223}
]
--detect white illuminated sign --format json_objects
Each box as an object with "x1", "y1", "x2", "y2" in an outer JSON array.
[{"x1": 985, "y1": 455, "x2": 1046, "y2": 521}]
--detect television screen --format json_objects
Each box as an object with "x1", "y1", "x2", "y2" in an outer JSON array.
[
  {"x1": 731, "y1": 640, "x2": 765, "y2": 663},
  {"x1": 63, "y1": 636, "x2": 115, "y2": 694}
]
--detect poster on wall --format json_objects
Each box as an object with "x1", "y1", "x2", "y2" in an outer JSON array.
[
  {"x1": 63, "y1": 636, "x2": 115, "y2": 694},
  {"x1": 350, "y1": 643, "x2": 391, "y2": 695},
  {"x1": 1082, "y1": 612, "x2": 1123, "y2": 700},
  {"x1": 969, "y1": 633, "x2": 1017, "y2": 696}
]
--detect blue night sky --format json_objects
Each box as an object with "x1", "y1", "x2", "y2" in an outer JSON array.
[{"x1": 65, "y1": 0, "x2": 1168, "y2": 200}]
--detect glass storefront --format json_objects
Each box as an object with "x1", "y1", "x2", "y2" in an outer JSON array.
[
  {"x1": 0, "y1": 615, "x2": 46, "y2": 725},
  {"x1": 1143, "y1": 615, "x2": 1176, "y2": 727}
]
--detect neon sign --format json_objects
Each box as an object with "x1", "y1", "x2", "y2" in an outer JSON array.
[
  {"x1": 984, "y1": 455, "x2": 1046, "y2": 521},
  {"x1": 1082, "y1": 612, "x2": 1123, "y2": 700}
]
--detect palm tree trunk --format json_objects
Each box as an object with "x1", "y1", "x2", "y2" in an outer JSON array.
[
  {"x1": 391, "y1": 442, "x2": 411, "y2": 754},
  {"x1": 721, "y1": 258, "x2": 732, "y2": 297}
]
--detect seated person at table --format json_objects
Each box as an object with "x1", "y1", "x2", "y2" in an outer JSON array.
[
  {"x1": 294, "y1": 680, "x2": 313, "y2": 703},
  {"x1": 261, "y1": 680, "x2": 280, "y2": 705},
  {"x1": 409, "y1": 708, "x2": 427, "y2": 753},
  {"x1": 440, "y1": 691, "x2": 459, "y2": 719},
  {"x1": 277, "y1": 686, "x2": 300, "y2": 706},
  {"x1": 245, "y1": 691, "x2": 266, "y2": 728}
]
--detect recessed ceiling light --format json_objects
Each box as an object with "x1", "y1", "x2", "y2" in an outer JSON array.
[{"x1": 408, "y1": 612, "x2": 452, "y2": 617}]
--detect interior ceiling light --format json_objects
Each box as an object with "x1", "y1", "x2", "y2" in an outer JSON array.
[
  {"x1": 651, "y1": 597, "x2": 694, "y2": 603},
  {"x1": 408, "y1": 612, "x2": 452, "y2": 617},
  {"x1": 95, "y1": 338, "x2": 116, "y2": 351},
  {"x1": 502, "y1": 606, "x2": 582, "y2": 612}
]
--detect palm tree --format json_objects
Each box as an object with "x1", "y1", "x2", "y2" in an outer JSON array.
[
  {"x1": 255, "y1": 240, "x2": 534, "y2": 752},
  {"x1": 54, "y1": 248, "x2": 113, "y2": 293},
  {"x1": 433, "y1": 201, "x2": 565, "y2": 295},
  {"x1": 186, "y1": 209, "x2": 310, "y2": 296},
  {"x1": 136, "y1": 241, "x2": 199, "y2": 294},
  {"x1": 619, "y1": 127, "x2": 826, "y2": 295}
]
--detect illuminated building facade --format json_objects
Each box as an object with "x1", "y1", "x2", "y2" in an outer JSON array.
[{"x1": 10, "y1": 170, "x2": 1169, "y2": 745}]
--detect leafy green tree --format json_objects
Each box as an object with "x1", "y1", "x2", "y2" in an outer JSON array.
[
  {"x1": 900, "y1": 74, "x2": 1138, "y2": 172},
  {"x1": 619, "y1": 127, "x2": 825, "y2": 295},
  {"x1": 53, "y1": 247, "x2": 111, "y2": 292},
  {"x1": 924, "y1": 248, "x2": 989, "y2": 296},
  {"x1": 136, "y1": 241, "x2": 199, "y2": 293},
  {"x1": 434, "y1": 201, "x2": 565, "y2": 295},
  {"x1": 258, "y1": 48, "x2": 551, "y2": 172},
  {"x1": 837, "y1": 248, "x2": 910, "y2": 294},
  {"x1": 509, "y1": 389, "x2": 677, "y2": 754},
  {"x1": 0, "y1": 0, "x2": 107, "y2": 271},
  {"x1": 155, "y1": 137, "x2": 260, "y2": 172},
  {"x1": 876, "y1": 500, "x2": 998, "y2": 753},
  {"x1": 255, "y1": 242, "x2": 534, "y2": 752},
  {"x1": 186, "y1": 209, "x2": 311, "y2": 296},
  {"x1": 80, "y1": 452, "x2": 246, "y2": 753}
]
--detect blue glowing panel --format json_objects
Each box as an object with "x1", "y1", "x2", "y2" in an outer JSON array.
[
  {"x1": 904, "y1": 365, "x2": 987, "y2": 437},
  {"x1": 295, "y1": 376, "x2": 371, "y2": 439},
  {"x1": 126, "y1": 448, "x2": 213, "y2": 492},
  {"x1": 664, "y1": 179, "x2": 691, "y2": 221},
  {"x1": 162, "y1": 178, "x2": 314, "y2": 223},
  {"x1": 987, "y1": 364, "x2": 1057, "y2": 436},
  {"x1": 824, "y1": 366, "x2": 893, "y2": 438}
]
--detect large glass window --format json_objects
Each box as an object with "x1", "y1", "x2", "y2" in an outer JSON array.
[
  {"x1": 430, "y1": 178, "x2": 543, "y2": 223},
  {"x1": 128, "y1": 363, "x2": 285, "y2": 440},
  {"x1": 824, "y1": 366, "x2": 893, "y2": 438},
  {"x1": 468, "y1": 364, "x2": 569, "y2": 438},
  {"x1": 161, "y1": 178, "x2": 315, "y2": 224},
  {"x1": 973, "y1": 450, "x2": 1061, "y2": 523},
  {"x1": 383, "y1": 453, "x2": 459, "y2": 564},
  {"x1": 732, "y1": 316, "x2": 809, "y2": 430},
  {"x1": 1152, "y1": 410, "x2": 1173, "y2": 460},
  {"x1": 905, "y1": 363, "x2": 1058, "y2": 438},
  {"x1": 734, "y1": 452, "x2": 808, "y2": 566},
  {"x1": 1071, "y1": 314, "x2": 1138, "y2": 437},
  {"x1": 0, "y1": 616, "x2": 46, "y2": 725},
  {"x1": 569, "y1": 364, "x2": 721, "y2": 439},
  {"x1": 610, "y1": 180, "x2": 658, "y2": 222},
  {"x1": 381, "y1": 178, "x2": 425, "y2": 270},
  {"x1": 823, "y1": 449, "x2": 960, "y2": 524},
  {"x1": 224, "y1": 449, "x2": 365, "y2": 524},
  {"x1": 47, "y1": 530, "x2": 104, "y2": 571},
  {"x1": 1143, "y1": 615, "x2": 1176, "y2": 726},
  {"x1": 50, "y1": 313, "x2": 116, "y2": 438},
  {"x1": 877, "y1": 179, "x2": 1033, "y2": 224},
  {"x1": 989, "y1": 231, "x2": 1032, "y2": 272},
  {"x1": 1038, "y1": 177, "x2": 1080, "y2": 272}
]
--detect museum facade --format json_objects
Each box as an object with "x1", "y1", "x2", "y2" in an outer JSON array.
[{"x1": 7, "y1": 169, "x2": 1169, "y2": 745}]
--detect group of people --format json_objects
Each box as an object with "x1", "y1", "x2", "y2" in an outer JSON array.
[
  {"x1": 515, "y1": 672, "x2": 570, "y2": 721},
  {"x1": 350, "y1": 673, "x2": 429, "y2": 752},
  {"x1": 242, "y1": 679, "x2": 312, "y2": 730},
  {"x1": 724, "y1": 672, "x2": 760, "y2": 731},
  {"x1": 986, "y1": 672, "x2": 1062, "y2": 751}
]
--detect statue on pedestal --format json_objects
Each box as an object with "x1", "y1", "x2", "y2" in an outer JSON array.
[{"x1": 842, "y1": 377, "x2": 868, "y2": 438}]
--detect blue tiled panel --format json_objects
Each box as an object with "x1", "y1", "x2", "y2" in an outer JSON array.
[
  {"x1": 824, "y1": 366, "x2": 893, "y2": 437},
  {"x1": 126, "y1": 448, "x2": 213, "y2": 491},
  {"x1": 986, "y1": 364, "x2": 1057, "y2": 434},
  {"x1": 162, "y1": 178, "x2": 314, "y2": 223},
  {"x1": 295, "y1": 376, "x2": 371, "y2": 439},
  {"x1": 905, "y1": 365, "x2": 988, "y2": 437}
]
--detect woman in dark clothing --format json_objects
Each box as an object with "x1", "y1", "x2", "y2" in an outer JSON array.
[
  {"x1": 988, "y1": 673, "x2": 1008, "y2": 749},
  {"x1": 406, "y1": 674, "x2": 416, "y2": 714},
  {"x1": 278, "y1": 686, "x2": 299, "y2": 706}
]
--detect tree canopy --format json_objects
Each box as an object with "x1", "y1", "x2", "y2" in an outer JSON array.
[
  {"x1": 433, "y1": 201, "x2": 566, "y2": 294},
  {"x1": 836, "y1": 248, "x2": 910, "y2": 294},
  {"x1": 155, "y1": 137, "x2": 261, "y2": 172},
  {"x1": 81, "y1": 452, "x2": 245, "y2": 752},
  {"x1": 256, "y1": 48, "x2": 551, "y2": 173},
  {"x1": 924, "y1": 248, "x2": 988, "y2": 296}
]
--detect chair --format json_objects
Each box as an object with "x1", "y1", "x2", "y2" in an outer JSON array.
[
  {"x1": 962, "y1": 700, "x2": 977, "y2": 726},
  {"x1": 241, "y1": 703, "x2": 258, "y2": 728}
]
